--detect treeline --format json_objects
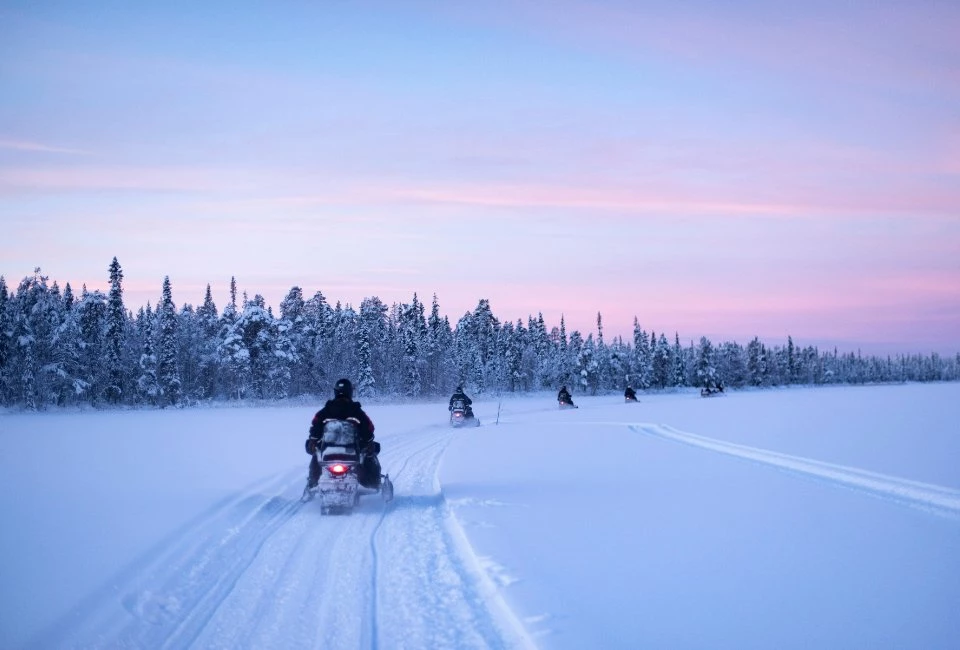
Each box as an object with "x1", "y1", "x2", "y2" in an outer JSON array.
[{"x1": 1, "y1": 261, "x2": 957, "y2": 410}]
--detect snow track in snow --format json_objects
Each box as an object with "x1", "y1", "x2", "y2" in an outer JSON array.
[
  {"x1": 630, "y1": 423, "x2": 960, "y2": 519},
  {"x1": 43, "y1": 423, "x2": 532, "y2": 649}
]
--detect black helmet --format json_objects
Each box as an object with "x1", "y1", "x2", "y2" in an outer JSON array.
[
  {"x1": 334, "y1": 378, "x2": 353, "y2": 399},
  {"x1": 456, "y1": 385, "x2": 463, "y2": 392}
]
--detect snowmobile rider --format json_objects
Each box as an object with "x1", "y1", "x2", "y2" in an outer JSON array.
[
  {"x1": 448, "y1": 385, "x2": 475, "y2": 419},
  {"x1": 624, "y1": 386, "x2": 637, "y2": 401},
  {"x1": 305, "y1": 378, "x2": 380, "y2": 489},
  {"x1": 558, "y1": 385, "x2": 574, "y2": 405}
]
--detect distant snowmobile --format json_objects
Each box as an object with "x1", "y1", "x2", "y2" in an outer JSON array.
[
  {"x1": 302, "y1": 418, "x2": 393, "y2": 513},
  {"x1": 700, "y1": 384, "x2": 725, "y2": 398},
  {"x1": 558, "y1": 393, "x2": 578, "y2": 409},
  {"x1": 449, "y1": 398, "x2": 480, "y2": 427}
]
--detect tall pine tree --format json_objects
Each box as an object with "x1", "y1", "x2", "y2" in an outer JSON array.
[
  {"x1": 105, "y1": 257, "x2": 126, "y2": 403},
  {"x1": 157, "y1": 276, "x2": 182, "y2": 406}
]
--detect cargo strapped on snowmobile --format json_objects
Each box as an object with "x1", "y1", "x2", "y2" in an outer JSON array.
[{"x1": 319, "y1": 419, "x2": 360, "y2": 460}]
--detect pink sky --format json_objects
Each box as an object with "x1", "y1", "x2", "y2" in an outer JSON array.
[{"x1": 2, "y1": 1, "x2": 958, "y2": 356}]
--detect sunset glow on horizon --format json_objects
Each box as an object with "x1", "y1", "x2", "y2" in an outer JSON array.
[{"x1": 2, "y1": 0, "x2": 958, "y2": 356}]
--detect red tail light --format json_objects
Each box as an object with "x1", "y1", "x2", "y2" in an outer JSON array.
[{"x1": 329, "y1": 464, "x2": 348, "y2": 475}]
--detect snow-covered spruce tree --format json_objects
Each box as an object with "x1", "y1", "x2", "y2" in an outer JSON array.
[
  {"x1": 156, "y1": 276, "x2": 182, "y2": 406},
  {"x1": 651, "y1": 333, "x2": 672, "y2": 389},
  {"x1": 540, "y1": 325, "x2": 561, "y2": 389},
  {"x1": 0, "y1": 276, "x2": 12, "y2": 405},
  {"x1": 105, "y1": 257, "x2": 126, "y2": 403},
  {"x1": 453, "y1": 312, "x2": 476, "y2": 391},
  {"x1": 15, "y1": 270, "x2": 67, "y2": 407},
  {"x1": 786, "y1": 335, "x2": 797, "y2": 385},
  {"x1": 576, "y1": 333, "x2": 599, "y2": 395},
  {"x1": 672, "y1": 333, "x2": 686, "y2": 387},
  {"x1": 524, "y1": 313, "x2": 549, "y2": 390},
  {"x1": 358, "y1": 296, "x2": 388, "y2": 396},
  {"x1": 49, "y1": 287, "x2": 87, "y2": 406},
  {"x1": 438, "y1": 315, "x2": 456, "y2": 393},
  {"x1": 9, "y1": 279, "x2": 38, "y2": 409},
  {"x1": 798, "y1": 344, "x2": 821, "y2": 385},
  {"x1": 329, "y1": 302, "x2": 359, "y2": 384},
  {"x1": 398, "y1": 295, "x2": 425, "y2": 398},
  {"x1": 356, "y1": 317, "x2": 375, "y2": 398},
  {"x1": 194, "y1": 284, "x2": 220, "y2": 400},
  {"x1": 555, "y1": 315, "x2": 572, "y2": 387},
  {"x1": 632, "y1": 318, "x2": 652, "y2": 390},
  {"x1": 19, "y1": 332, "x2": 38, "y2": 410},
  {"x1": 235, "y1": 294, "x2": 275, "y2": 399},
  {"x1": 301, "y1": 290, "x2": 332, "y2": 393},
  {"x1": 218, "y1": 317, "x2": 249, "y2": 400},
  {"x1": 423, "y1": 294, "x2": 448, "y2": 395},
  {"x1": 496, "y1": 319, "x2": 525, "y2": 392},
  {"x1": 176, "y1": 304, "x2": 202, "y2": 401},
  {"x1": 227, "y1": 276, "x2": 239, "y2": 320},
  {"x1": 413, "y1": 295, "x2": 429, "y2": 391},
  {"x1": 136, "y1": 306, "x2": 159, "y2": 405},
  {"x1": 324, "y1": 301, "x2": 348, "y2": 384},
  {"x1": 594, "y1": 312, "x2": 614, "y2": 391},
  {"x1": 715, "y1": 341, "x2": 747, "y2": 388},
  {"x1": 508, "y1": 319, "x2": 527, "y2": 392},
  {"x1": 567, "y1": 329, "x2": 584, "y2": 392},
  {"x1": 279, "y1": 286, "x2": 307, "y2": 396},
  {"x1": 76, "y1": 286, "x2": 109, "y2": 404},
  {"x1": 270, "y1": 305, "x2": 298, "y2": 399},
  {"x1": 464, "y1": 298, "x2": 499, "y2": 393},
  {"x1": 747, "y1": 337, "x2": 767, "y2": 387},
  {"x1": 695, "y1": 336, "x2": 718, "y2": 389},
  {"x1": 607, "y1": 335, "x2": 628, "y2": 391}
]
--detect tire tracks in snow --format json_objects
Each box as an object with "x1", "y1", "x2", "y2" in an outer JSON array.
[
  {"x1": 370, "y1": 424, "x2": 535, "y2": 650},
  {"x1": 42, "y1": 421, "x2": 533, "y2": 649},
  {"x1": 628, "y1": 423, "x2": 960, "y2": 520},
  {"x1": 29, "y1": 468, "x2": 305, "y2": 649}
]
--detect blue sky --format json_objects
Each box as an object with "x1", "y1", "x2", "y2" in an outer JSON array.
[{"x1": 2, "y1": 0, "x2": 958, "y2": 354}]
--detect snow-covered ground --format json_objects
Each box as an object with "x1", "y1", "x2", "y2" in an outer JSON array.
[{"x1": 1, "y1": 383, "x2": 958, "y2": 649}]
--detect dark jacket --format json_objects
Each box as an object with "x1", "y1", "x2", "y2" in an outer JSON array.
[
  {"x1": 624, "y1": 387, "x2": 637, "y2": 399},
  {"x1": 449, "y1": 391, "x2": 472, "y2": 410},
  {"x1": 558, "y1": 388, "x2": 572, "y2": 403},
  {"x1": 309, "y1": 397, "x2": 375, "y2": 448}
]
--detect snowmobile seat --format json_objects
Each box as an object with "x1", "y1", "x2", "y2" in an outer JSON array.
[{"x1": 319, "y1": 419, "x2": 360, "y2": 460}]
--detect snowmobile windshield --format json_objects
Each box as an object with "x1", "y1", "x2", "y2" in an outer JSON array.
[{"x1": 321, "y1": 419, "x2": 359, "y2": 446}]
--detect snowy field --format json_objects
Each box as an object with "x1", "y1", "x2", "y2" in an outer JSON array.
[{"x1": 1, "y1": 383, "x2": 958, "y2": 649}]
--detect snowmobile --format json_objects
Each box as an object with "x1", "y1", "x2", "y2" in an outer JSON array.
[
  {"x1": 449, "y1": 398, "x2": 480, "y2": 427},
  {"x1": 302, "y1": 418, "x2": 394, "y2": 514},
  {"x1": 700, "y1": 384, "x2": 725, "y2": 398},
  {"x1": 625, "y1": 395, "x2": 639, "y2": 403},
  {"x1": 558, "y1": 395, "x2": 578, "y2": 409}
]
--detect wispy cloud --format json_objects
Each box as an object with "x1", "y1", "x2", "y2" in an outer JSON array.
[
  {"x1": 0, "y1": 166, "x2": 252, "y2": 192},
  {"x1": 0, "y1": 139, "x2": 90, "y2": 155},
  {"x1": 390, "y1": 181, "x2": 960, "y2": 218}
]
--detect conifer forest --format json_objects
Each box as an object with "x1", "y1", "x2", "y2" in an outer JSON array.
[{"x1": 1, "y1": 260, "x2": 957, "y2": 409}]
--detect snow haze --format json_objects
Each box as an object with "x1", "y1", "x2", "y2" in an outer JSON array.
[{"x1": 2, "y1": 382, "x2": 958, "y2": 648}]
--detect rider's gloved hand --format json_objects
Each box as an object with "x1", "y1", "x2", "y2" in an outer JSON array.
[{"x1": 305, "y1": 438, "x2": 317, "y2": 455}]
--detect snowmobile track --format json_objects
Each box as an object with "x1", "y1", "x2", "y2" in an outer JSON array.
[
  {"x1": 42, "y1": 424, "x2": 533, "y2": 649},
  {"x1": 630, "y1": 423, "x2": 960, "y2": 520}
]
